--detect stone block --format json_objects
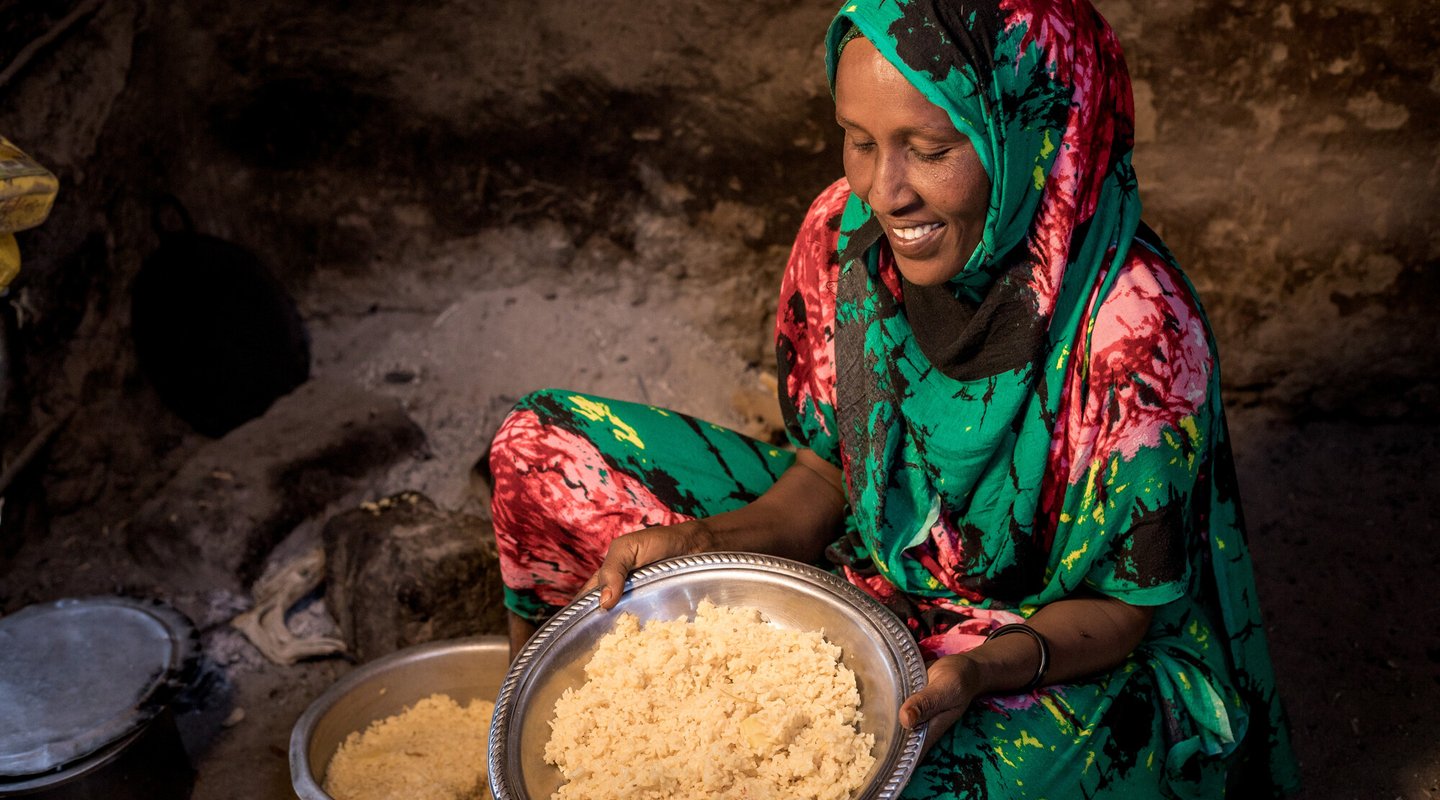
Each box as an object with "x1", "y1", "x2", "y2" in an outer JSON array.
[{"x1": 323, "y1": 491, "x2": 506, "y2": 662}]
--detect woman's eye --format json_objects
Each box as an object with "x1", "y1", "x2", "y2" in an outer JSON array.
[
  {"x1": 845, "y1": 136, "x2": 876, "y2": 153},
  {"x1": 914, "y1": 148, "x2": 950, "y2": 162}
]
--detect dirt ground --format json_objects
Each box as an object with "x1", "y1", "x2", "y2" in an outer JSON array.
[{"x1": 1229, "y1": 412, "x2": 1440, "y2": 800}]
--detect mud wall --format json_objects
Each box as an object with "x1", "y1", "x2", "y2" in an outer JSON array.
[
  {"x1": 1108, "y1": 0, "x2": 1440, "y2": 418},
  {"x1": 2, "y1": 0, "x2": 1436, "y2": 436}
]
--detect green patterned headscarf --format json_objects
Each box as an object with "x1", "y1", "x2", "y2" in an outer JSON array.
[{"x1": 825, "y1": 0, "x2": 1149, "y2": 604}]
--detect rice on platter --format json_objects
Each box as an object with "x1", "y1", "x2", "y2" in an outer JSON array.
[
  {"x1": 324, "y1": 693, "x2": 495, "y2": 800},
  {"x1": 544, "y1": 599, "x2": 876, "y2": 800}
]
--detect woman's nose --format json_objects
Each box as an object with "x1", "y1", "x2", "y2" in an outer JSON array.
[{"x1": 867, "y1": 150, "x2": 917, "y2": 215}]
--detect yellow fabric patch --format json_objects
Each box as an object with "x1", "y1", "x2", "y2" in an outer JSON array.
[
  {"x1": 0, "y1": 135, "x2": 58, "y2": 290},
  {"x1": 1040, "y1": 696, "x2": 1072, "y2": 734},
  {"x1": 1039, "y1": 129, "x2": 1056, "y2": 158},
  {"x1": 567, "y1": 395, "x2": 645, "y2": 450},
  {"x1": 1179, "y1": 415, "x2": 1202, "y2": 447},
  {"x1": 1081, "y1": 461, "x2": 1099, "y2": 511}
]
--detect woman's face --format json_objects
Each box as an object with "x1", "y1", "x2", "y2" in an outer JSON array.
[{"x1": 835, "y1": 36, "x2": 991, "y2": 287}]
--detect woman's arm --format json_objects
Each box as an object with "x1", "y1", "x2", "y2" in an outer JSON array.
[
  {"x1": 582, "y1": 448, "x2": 848, "y2": 608},
  {"x1": 899, "y1": 594, "x2": 1155, "y2": 735}
]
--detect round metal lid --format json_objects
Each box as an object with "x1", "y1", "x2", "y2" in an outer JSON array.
[{"x1": 0, "y1": 596, "x2": 196, "y2": 777}]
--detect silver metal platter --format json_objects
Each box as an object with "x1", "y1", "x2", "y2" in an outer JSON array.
[{"x1": 489, "y1": 552, "x2": 927, "y2": 800}]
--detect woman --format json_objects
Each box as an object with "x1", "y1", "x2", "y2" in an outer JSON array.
[{"x1": 489, "y1": 0, "x2": 1300, "y2": 796}]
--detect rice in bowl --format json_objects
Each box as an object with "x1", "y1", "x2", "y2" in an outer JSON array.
[
  {"x1": 545, "y1": 599, "x2": 876, "y2": 800},
  {"x1": 324, "y1": 693, "x2": 495, "y2": 800}
]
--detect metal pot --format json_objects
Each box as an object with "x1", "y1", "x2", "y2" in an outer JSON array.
[{"x1": 0, "y1": 597, "x2": 197, "y2": 799}]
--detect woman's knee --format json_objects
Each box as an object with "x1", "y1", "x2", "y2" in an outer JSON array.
[{"x1": 490, "y1": 389, "x2": 567, "y2": 465}]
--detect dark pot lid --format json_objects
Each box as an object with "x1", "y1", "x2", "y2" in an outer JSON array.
[{"x1": 0, "y1": 597, "x2": 197, "y2": 777}]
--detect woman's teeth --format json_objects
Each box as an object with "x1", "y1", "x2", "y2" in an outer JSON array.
[{"x1": 892, "y1": 223, "x2": 942, "y2": 241}]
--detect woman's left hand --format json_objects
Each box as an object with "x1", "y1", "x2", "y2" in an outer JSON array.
[
  {"x1": 896, "y1": 594, "x2": 1157, "y2": 758},
  {"x1": 899, "y1": 654, "x2": 982, "y2": 755}
]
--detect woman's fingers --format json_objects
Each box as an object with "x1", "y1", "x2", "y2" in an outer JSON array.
[
  {"x1": 900, "y1": 655, "x2": 977, "y2": 730},
  {"x1": 577, "y1": 520, "x2": 711, "y2": 609},
  {"x1": 575, "y1": 572, "x2": 601, "y2": 600},
  {"x1": 590, "y1": 534, "x2": 643, "y2": 609}
]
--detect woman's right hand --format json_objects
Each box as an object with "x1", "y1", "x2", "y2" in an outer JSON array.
[
  {"x1": 578, "y1": 518, "x2": 717, "y2": 609},
  {"x1": 577, "y1": 448, "x2": 847, "y2": 610}
]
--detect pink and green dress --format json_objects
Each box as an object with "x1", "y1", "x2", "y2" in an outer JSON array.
[{"x1": 489, "y1": 0, "x2": 1299, "y2": 796}]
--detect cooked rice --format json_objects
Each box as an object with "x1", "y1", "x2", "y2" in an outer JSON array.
[
  {"x1": 545, "y1": 599, "x2": 875, "y2": 800},
  {"x1": 324, "y1": 693, "x2": 495, "y2": 800}
]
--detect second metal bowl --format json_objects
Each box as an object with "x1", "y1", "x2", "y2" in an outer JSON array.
[{"x1": 290, "y1": 636, "x2": 509, "y2": 800}]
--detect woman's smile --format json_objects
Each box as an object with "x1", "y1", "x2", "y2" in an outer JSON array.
[
  {"x1": 890, "y1": 221, "x2": 944, "y2": 245},
  {"x1": 886, "y1": 219, "x2": 949, "y2": 266}
]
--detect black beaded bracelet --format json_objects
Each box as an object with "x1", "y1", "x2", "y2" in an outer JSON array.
[{"x1": 984, "y1": 623, "x2": 1051, "y2": 693}]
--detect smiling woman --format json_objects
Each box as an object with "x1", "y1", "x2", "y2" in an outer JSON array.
[{"x1": 487, "y1": 1, "x2": 1300, "y2": 798}]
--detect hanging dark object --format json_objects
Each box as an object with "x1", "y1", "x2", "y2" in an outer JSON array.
[{"x1": 131, "y1": 196, "x2": 310, "y2": 438}]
